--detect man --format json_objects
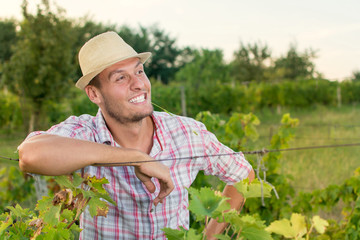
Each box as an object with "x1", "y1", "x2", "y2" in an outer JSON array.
[{"x1": 18, "y1": 31, "x2": 254, "y2": 239}]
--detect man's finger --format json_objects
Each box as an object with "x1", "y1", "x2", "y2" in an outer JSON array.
[
  {"x1": 142, "y1": 179, "x2": 156, "y2": 193},
  {"x1": 154, "y1": 180, "x2": 174, "y2": 205}
]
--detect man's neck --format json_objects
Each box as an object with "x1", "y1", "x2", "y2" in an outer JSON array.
[{"x1": 104, "y1": 115, "x2": 154, "y2": 154}]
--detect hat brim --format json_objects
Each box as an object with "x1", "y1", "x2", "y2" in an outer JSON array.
[{"x1": 75, "y1": 52, "x2": 151, "y2": 90}]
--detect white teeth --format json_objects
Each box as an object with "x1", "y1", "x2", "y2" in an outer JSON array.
[{"x1": 129, "y1": 94, "x2": 145, "y2": 103}]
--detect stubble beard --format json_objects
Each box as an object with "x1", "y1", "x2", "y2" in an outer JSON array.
[{"x1": 102, "y1": 95, "x2": 154, "y2": 125}]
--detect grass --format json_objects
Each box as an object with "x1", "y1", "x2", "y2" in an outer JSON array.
[{"x1": 252, "y1": 104, "x2": 360, "y2": 193}]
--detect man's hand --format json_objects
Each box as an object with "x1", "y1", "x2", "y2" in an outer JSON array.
[{"x1": 134, "y1": 161, "x2": 174, "y2": 206}]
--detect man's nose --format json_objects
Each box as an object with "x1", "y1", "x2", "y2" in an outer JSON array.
[{"x1": 130, "y1": 75, "x2": 145, "y2": 90}]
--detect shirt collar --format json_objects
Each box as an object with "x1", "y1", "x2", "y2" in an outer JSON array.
[
  {"x1": 151, "y1": 112, "x2": 167, "y2": 152},
  {"x1": 95, "y1": 109, "x2": 167, "y2": 150},
  {"x1": 95, "y1": 109, "x2": 114, "y2": 145}
]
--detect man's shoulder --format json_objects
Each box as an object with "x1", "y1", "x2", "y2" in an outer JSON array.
[
  {"x1": 47, "y1": 111, "x2": 103, "y2": 135},
  {"x1": 63, "y1": 113, "x2": 96, "y2": 123}
]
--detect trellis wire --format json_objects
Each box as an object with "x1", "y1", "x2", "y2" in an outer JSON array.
[
  {"x1": 1, "y1": 142, "x2": 359, "y2": 206},
  {"x1": 1, "y1": 142, "x2": 360, "y2": 164}
]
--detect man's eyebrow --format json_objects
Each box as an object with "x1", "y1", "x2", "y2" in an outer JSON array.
[
  {"x1": 108, "y1": 69, "x2": 123, "y2": 80},
  {"x1": 107, "y1": 60, "x2": 143, "y2": 80}
]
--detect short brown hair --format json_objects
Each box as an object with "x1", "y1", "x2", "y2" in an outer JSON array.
[{"x1": 88, "y1": 74, "x2": 102, "y2": 89}]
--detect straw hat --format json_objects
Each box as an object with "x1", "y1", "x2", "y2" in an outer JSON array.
[{"x1": 75, "y1": 31, "x2": 151, "y2": 90}]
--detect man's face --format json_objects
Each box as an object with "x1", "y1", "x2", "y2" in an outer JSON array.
[{"x1": 95, "y1": 57, "x2": 153, "y2": 124}]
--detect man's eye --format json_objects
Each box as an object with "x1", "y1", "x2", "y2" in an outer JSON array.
[
  {"x1": 137, "y1": 69, "x2": 144, "y2": 75},
  {"x1": 116, "y1": 75, "x2": 126, "y2": 81}
]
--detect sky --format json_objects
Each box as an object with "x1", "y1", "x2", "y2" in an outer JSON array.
[{"x1": 1, "y1": 0, "x2": 359, "y2": 81}]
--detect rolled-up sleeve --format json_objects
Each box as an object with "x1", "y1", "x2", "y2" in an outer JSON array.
[
  {"x1": 25, "y1": 115, "x2": 96, "y2": 142},
  {"x1": 200, "y1": 126, "x2": 252, "y2": 184}
]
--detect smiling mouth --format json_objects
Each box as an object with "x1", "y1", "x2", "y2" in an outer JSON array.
[{"x1": 129, "y1": 94, "x2": 146, "y2": 103}]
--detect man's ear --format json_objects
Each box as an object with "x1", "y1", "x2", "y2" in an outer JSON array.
[{"x1": 85, "y1": 85, "x2": 101, "y2": 105}]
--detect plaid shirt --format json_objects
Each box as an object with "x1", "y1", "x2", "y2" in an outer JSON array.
[{"x1": 28, "y1": 109, "x2": 252, "y2": 239}]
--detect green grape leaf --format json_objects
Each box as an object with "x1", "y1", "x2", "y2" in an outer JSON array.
[
  {"x1": 312, "y1": 215, "x2": 329, "y2": 234},
  {"x1": 240, "y1": 226, "x2": 273, "y2": 240},
  {"x1": 56, "y1": 222, "x2": 72, "y2": 239},
  {"x1": 69, "y1": 222, "x2": 83, "y2": 233},
  {"x1": 72, "y1": 172, "x2": 85, "y2": 187},
  {"x1": 291, "y1": 213, "x2": 306, "y2": 238},
  {"x1": 266, "y1": 218, "x2": 296, "y2": 238},
  {"x1": 266, "y1": 213, "x2": 307, "y2": 238},
  {"x1": 224, "y1": 212, "x2": 268, "y2": 233},
  {"x1": 234, "y1": 179, "x2": 272, "y2": 199},
  {"x1": 0, "y1": 215, "x2": 13, "y2": 235},
  {"x1": 60, "y1": 209, "x2": 75, "y2": 222},
  {"x1": 42, "y1": 205, "x2": 61, "y2": 226},
  {"x1": 7, "y1": 204, "x2": 31, "y2": 218},
  {"x1": 42, "y1": 226, "x2": 70, "y2": 240},
  {"x1": 162, "y1": 227, "x2": 186, "y2": 240},
  {"x1": 93, "y1": 192, "x2": 116, "y2": 206},
  {"x1": 223, "y1": 210, "x2": 243, "y2": 231},
  {"x1": 211, "y1": 196, "x2": 231, "y2": 220},
  {"x1": 0, "y1": 213, "x2": 8, "y2": 221},
  {"x1": 186, "y1": 228, "x2": 202, "y2": 240},
  {"x1": 188, "y1": 187, "x2": 229, "y2": 221},
  {"x1": 88, "y1": 198, "x2": 109, "y2": 218},
  {"x1": 36, "y1": 196, "x2": 53, "y2": 211},
  {"x1": 213, "y1": 234, "x2": 232, "y2": 240},
  {"x1": 55, "y1": 175, "x2": 76, "y2": 189},
  {"x1": 87, "y1": 176, "x2": 110, "y2": 194}
]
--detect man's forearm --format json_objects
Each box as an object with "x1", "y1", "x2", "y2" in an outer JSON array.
[{"x1": 18, "y1": 134, "x2": 146, "y2": 175}]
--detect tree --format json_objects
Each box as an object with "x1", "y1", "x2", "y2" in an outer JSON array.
[
  {"x1": 2, "y1": 0, "x2": 77, "y2": 132},
  {"x1": 174, "y1": 49, "x2": 231, "y2": 88},
  {"x1": 0, "y1": 19, "x2": 18, "y2": 63},
  {"x1": 351, "y1": 70, "x2": 360, "y2": 82},
  {"x1": 119, "y1": 25, "x2": 191, "y2": 84},
  {"x1": 145, "y1": 26, "x2": 183, "y2": 84},
  {"x1": 230, "y1": 42, "x2": 272, "y2": 84},
  {"x1": 274, "y1": 43, "x2": 317, "y2": 80}
]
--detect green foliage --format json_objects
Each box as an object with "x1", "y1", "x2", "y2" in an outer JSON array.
[
  {"x1": 196, "y1": 111, "x2": 260, "y2": 152},
  {"x1": 274, "y1": 43, "x2": 317, "y2": 80},
  {"x1": 151, "y1": 81, "x2": 184, "y2": 116},
  {"x1": 291, "y1": 168, "x2": 360, "y2": 239},
  {"x1": 144, "y1": 25, "x2": 184, "y2": 84},
  {"x1": 230, "y1": 42, "x2": 272, "y2": 83},
  {"x1": 243, "y1": 114, "x2": 298, "y2": 224},
  {"x1": 0, "y1": 91, "x2": 23, "y2": 130},
  {"x1": 234, "y1": 179, "x2": 272, "y2": 199},
  {"x1": 2, "y1": 0, "x2": 77, "y2": 131},
  {"x1": 351, "y1": 70, "x2": 360, "y2": 82},
  {"x1": 0, "y1": 166, "x2": 35, "y2": 212},
  {"x1": 188, "y1": 187, "x2": 230, "y2": 221},
  {"x1": 266, "y1": 213, "x2": 328, "y2": 239},
  {"x1": 0, "y1": 19, "x2": 17, "y2": 63},
  {"x1": 0, "y1": 173, "x2": 115, "y2": 239},
  {"x1": 164, "y1": 180, "x2": 330, "y2": 240},
  {"x1": 163, "y1": 180, "x2": 274, "y2": 240},
  {"x1": 113, "y1": 24, "x2": 192, "y2": 84},
  {"x1": 175, "y1": 49, "x2": 231, "y2": 87},
  {"x1": 151, "y1": 78, "x2": 357, "y2": 118},
  {"x1": 191, "y1": 111, "x2": 261, "y2": 195}
]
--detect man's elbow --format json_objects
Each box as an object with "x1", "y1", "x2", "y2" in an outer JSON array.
[{"x1": 18, "y1": 141, "x2": 38, "y2": 173}]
